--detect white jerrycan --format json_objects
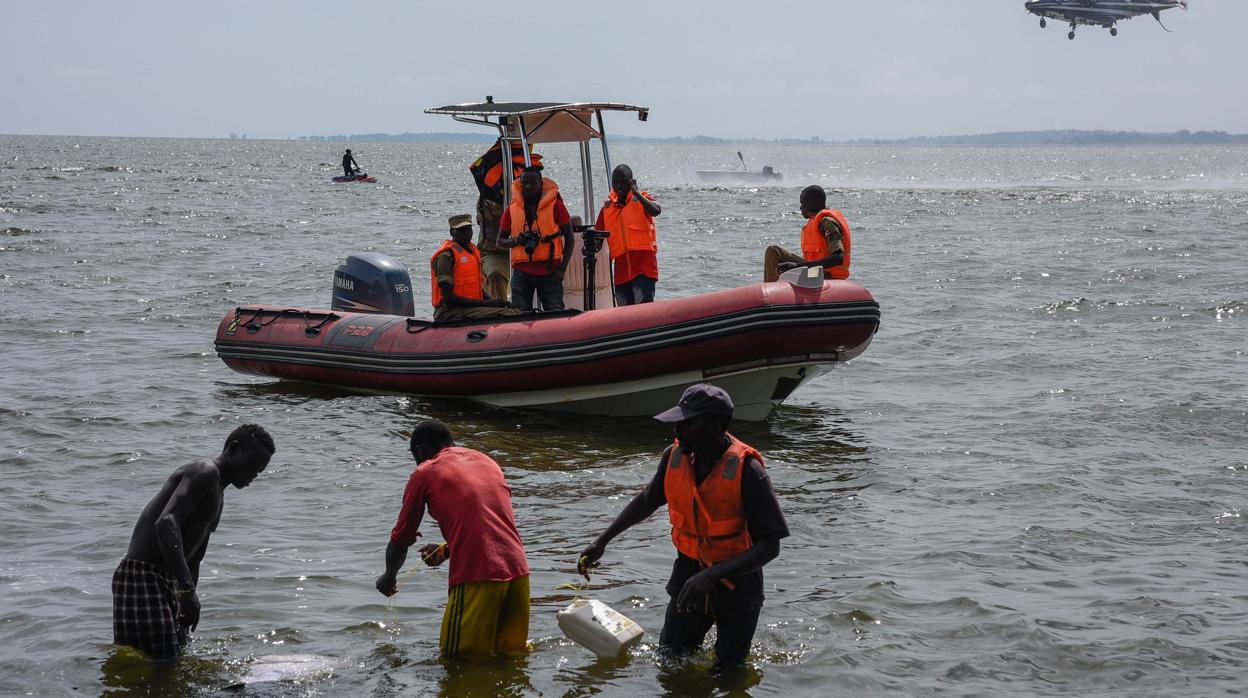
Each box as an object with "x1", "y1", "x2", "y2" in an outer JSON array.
[{"x1": 557, "y1": 599, "x2": 644, "y2": 657}]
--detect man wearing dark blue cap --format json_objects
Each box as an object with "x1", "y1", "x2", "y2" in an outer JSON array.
[{"x1": 578, "y1": 383, "x2": 788, "y2": 668}]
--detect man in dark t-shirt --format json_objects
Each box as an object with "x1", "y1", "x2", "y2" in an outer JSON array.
[{"x1": 578, "y1": 384, "x2": 789, "y2": 668}]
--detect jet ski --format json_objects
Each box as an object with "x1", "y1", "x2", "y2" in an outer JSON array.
[{"x1": 332, "y1": 173, "x2": 377, "y2": 183}]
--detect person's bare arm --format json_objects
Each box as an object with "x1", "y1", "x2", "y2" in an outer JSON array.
[
  {"x1": 577, "y1": 449, "x2": 670, "y2": 579},
  {"x1": 154, "y1": 467, "x2": 214, "y2": 590},
  {"x1": 633, "y1": 185, "x2": 661, "y2": 217},
  {"x1": 153, "y1": 465, "x2": 215, "y2": 629}
]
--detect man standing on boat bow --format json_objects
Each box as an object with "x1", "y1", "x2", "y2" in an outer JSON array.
[
  {"x1": 596, "y1": 164, "x2": 661, "y2": 305},
  {"x1": 430, "y1": 214, "x2": 519, "y2": 323},
  {"x1": 496, "y1": 167, "x2": 575, "y2": 312},
  {"x1": 577, "y1": 384, "x2": 788, "y2": 668},
  {"x1": 764, "y1": 184, "x2": 851, "y2": 282}
]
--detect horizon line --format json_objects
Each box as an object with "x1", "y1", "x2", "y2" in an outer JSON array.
[{"x1": 3, "y1": 128, "x2": 1246, "y2": 144}]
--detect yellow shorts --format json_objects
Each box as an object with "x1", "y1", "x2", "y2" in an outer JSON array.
[{"x1": 440, "y1": 576, "x2": 530, "y2": 659}]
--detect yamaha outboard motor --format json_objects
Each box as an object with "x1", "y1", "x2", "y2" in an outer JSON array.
[{"x1": 331, "y1": 252, "x2": 415, "y2": 316}]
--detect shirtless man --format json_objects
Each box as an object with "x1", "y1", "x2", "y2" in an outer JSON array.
[{"x1": 112, "y1": 424, "x2": 275, "y2": 660}]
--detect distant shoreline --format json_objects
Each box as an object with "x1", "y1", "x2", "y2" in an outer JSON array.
[
  {"x1": 295, "y1": 129, "x2": 1248, "y2": 146},
  {"x1": 4, "y1": 130, "x2": 1245, "y2": 145}
]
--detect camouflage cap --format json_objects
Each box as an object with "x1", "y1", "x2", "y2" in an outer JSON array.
[{"x1": 448, "y1": 214, "x2": 473, "y2": 230}]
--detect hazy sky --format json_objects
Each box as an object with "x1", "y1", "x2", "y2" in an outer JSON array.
[{"x1": 5, "y1": 0, "x2": 1244, "y2": 140}]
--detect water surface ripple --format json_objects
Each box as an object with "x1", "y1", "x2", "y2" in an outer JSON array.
[{"x1": 1, "y1": 137, "x2": 1245, "y2": 696}]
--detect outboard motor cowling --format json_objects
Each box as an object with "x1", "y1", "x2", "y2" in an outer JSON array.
[{"x1": 331, "y1": 253, "x2": 415, "y2": 316}]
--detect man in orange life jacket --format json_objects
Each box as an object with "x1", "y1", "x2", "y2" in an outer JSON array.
[
  {"x1": 470, "y1": 141, "x2": 543, "y2": 303},
  {"x1": 496, "y1": 167, "x2": 575, "y2": 312},
  {"x1": 595, "y1": 164, "x2": 661, "y2": 306},
  {"x1": 430, "y1": 214, "x2": 519, "y2": 324},
  {"x1": 577, "y1": 384, "x2": 789, "y2": 668},
  {"x1": 763, "y1": 184, "x2": 851, "y2": 282}
]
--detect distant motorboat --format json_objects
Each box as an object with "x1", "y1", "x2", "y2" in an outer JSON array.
[{"x1": 695, "y1": 151, "x2": 782, "y2": 184}]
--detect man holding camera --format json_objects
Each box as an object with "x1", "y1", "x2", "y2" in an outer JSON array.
[{"x1": 497, "y1": 167, "x2": 575, "y2": 312}]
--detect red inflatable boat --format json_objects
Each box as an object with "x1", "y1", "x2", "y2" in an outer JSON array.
[
  {"x1": 220, "y1": 102, "x2": 880, "y2": 419},
  {"x1": 214, "y1": 257, "x2": 879, "y2": 420}
]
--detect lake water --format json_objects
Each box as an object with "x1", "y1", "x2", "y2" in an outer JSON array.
[{"x1": 1, "y1": 136, "x2": 1245, "y2": 696}]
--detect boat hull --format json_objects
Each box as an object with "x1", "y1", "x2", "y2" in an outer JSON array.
[
  {"x1": 214, "y1": 280, "x2": 880, "y2": 420},
  {"x1": 471, "y1": 361, "x2": 834, "y2": 421}
]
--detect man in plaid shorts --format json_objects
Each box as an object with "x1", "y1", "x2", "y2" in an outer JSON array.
[{"x1": 112, "y1": 424, "x2": 275, "y2": 660}]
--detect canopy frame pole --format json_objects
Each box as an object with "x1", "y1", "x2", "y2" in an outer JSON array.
[
  {"x1": 452, "y1": 115, "x2": 498, "y2": 131},
  {"x1": 579, "y1": 139, "x2": 600, "y2": 312},
  {"x1": 578, "y1": 140, "x2": 595, "y2": 223},
  {"x1": 501, "y1": 130, "x2": 514, "y2": 208},
  {"x1": 518, "y1": 117, "x2": 533, "y2": 167},
  {"x1": 499, "y1": 116, "x2": 533, "y2": 210},
  {"x1": 596, "y1": 110, "x2": 613, "y2": 185}
]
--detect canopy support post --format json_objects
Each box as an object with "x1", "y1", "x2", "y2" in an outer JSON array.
[{"x1": 596, "y1": 110, "x2": 613, "y2": 185}]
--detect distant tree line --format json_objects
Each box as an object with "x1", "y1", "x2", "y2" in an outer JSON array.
[
  {"x1": 300, "y1": 132, "x2": 496, "y2": 143},
  {"x1": 849, "y1": 130, "x2": 1248, "y2": 146},
  {"x1": 299, "y1": 130, "x2": 1248, "y2": 146}
]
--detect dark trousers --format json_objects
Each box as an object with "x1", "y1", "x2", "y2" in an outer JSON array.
[
  {"x1": 510, "y1": 268, "x2": 564, "y2": 312},
  {"x1": 614, "y1": 274, "x2": 656, "y2": 306},
  {"x1": 659, "y1": 596, "x2": 762, "y2": 668}
]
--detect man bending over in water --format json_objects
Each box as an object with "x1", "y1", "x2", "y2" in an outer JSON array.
[{"x1": 112, "y1": 424, "x2": 275, "y2": 660}]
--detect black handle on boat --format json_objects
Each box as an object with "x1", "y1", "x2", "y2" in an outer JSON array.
[{"x1": 573, "y1": 226, "x2": 610, "y2": 312}]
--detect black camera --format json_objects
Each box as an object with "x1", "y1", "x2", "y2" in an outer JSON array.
[{"x1": 518, "y1": 230, "x2": 541, "y2": 256}]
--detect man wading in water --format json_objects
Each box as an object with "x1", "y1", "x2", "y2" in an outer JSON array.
[
  {"x1": 376, "y1": 419, "x2": 531, "y2": 659},
  {"x1": 112, "y1": 424, "x2": 275, "y2": 660},
  {"x1": 578, "y1": 385, "x2": 788, "y2": 669}
]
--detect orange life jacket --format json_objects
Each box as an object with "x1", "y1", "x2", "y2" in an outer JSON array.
[
  {"x1": 507, "y1": 178, "x2": 564, "y2": 265},
  {"x1": 800, "y1": 209, "x2": 852, "y2": 279},
  {"x1": 601, "y1": 191, "x2": 658, "y2": 260},
  {"x1": 470, "y1": 140, "x2": 543, "y2": 202},
  {"x1": 429, "y1": 240, "x2": 483, "y2": 308},
  {"x1": 665, "y1": 434, "x2": 764, "y2": 566}
]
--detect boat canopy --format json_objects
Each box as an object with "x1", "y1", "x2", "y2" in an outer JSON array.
[
  {"x1": 427, "y1": 98, "x2": 651, "y2": 311},
  {"x1": 425, "y1": 101, "x2": 648, "y2": 144},
  {"x1": 425, "y1": 98, "x2": 650, "y2": 220}
]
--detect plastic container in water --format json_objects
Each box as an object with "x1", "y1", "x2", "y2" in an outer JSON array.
[{"x1": 557, "y1": 599, "x2": 645, "y2": 657}]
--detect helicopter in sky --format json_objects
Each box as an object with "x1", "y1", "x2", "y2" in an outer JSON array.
[{"x1": 1025, "y1": 1, "x2": 1188, "y2": 40}]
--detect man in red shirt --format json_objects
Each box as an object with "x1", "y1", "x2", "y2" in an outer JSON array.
[
  {"x1": 595, "y1": 164, "x2": 661, "y2": 306},
  {"x1": 376, "y1": 420, "x2": 530, "y2": 659},
  {"x1": 497, "y1": 167, "x2": 575, "y2": 312}
]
